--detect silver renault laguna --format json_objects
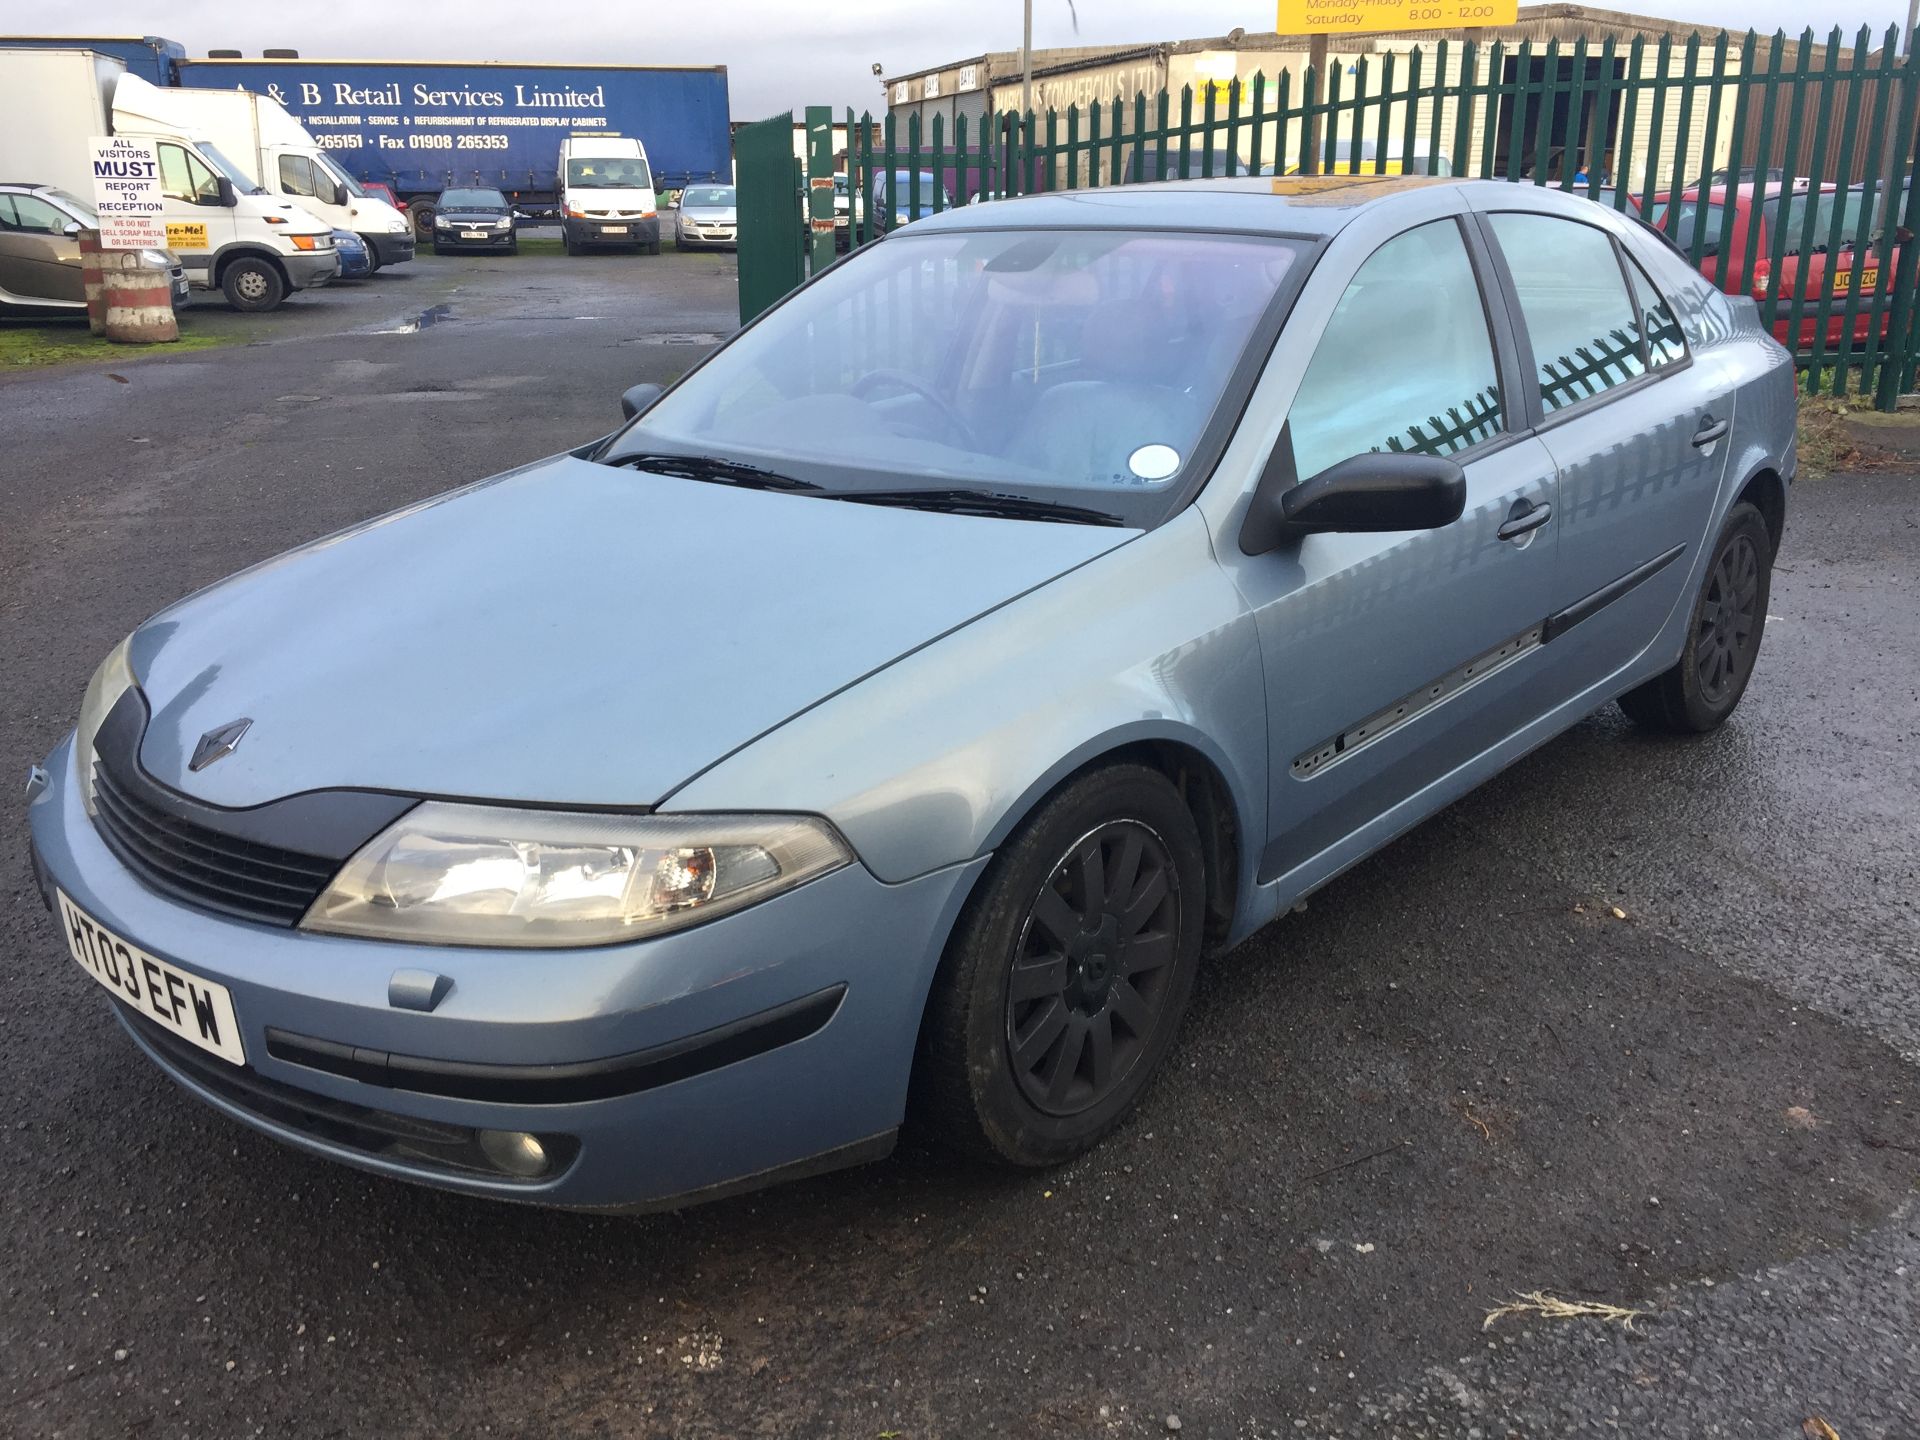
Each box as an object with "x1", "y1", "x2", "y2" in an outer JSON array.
[{"x1": 27, "y1": 176, "x2": 1795, "y2": 1209}]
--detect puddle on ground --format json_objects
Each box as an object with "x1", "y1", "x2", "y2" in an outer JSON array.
[{"x1": 371, "y1": 302, "x2": 454, "y2": 335}]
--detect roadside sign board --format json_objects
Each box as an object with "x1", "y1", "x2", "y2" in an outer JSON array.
[
  {"x1": 1277, "y1": 0, "x2": 1517, "y2": 35},
  {"x1": 88, "y1": 136, "x2": 167, "y2": 249}
]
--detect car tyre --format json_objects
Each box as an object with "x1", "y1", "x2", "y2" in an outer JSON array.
[
  {"x1": 914, "y1": 764, "x2": 1205, "y2": 1167},
  {"x1": 1618, "y1": 501, "x2": 1773, "y2": 734},
  {"x1": 220, "y1": 257, "x2": 285, "y2": 313},
  {"x1": 364, "y1": 248, "x2": 382, "y2": 275},
  {"x1": 645, "y1": 239, "x2": 662, "y2": 256}
]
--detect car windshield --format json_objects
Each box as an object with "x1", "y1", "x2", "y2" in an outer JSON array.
[
  {"x1": 567, "y1": 156, "x2": 652, "y2": 188},
  {"x1": 195, "y1": 141, "x2": 263, "y2": 193},
  {"x1": 607, "y1": 228, "x2": 1301, "y2": 527},
  {"x1": 315, "y1": 152, "x2": 365, "y2": 198},
  {"x1": 441, "y1": 188, "x2": 507, "y2": 209},
  {"x1": 681, "y1": 186, "x2": 734, "y2": 207},
  {"x1": 881, "y1": 172, "x2": 950, "y2": 204}
]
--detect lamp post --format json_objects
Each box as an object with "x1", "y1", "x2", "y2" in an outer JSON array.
[{"x1": 1022, "y1": 0, "x2": 1033, "y2": 120}]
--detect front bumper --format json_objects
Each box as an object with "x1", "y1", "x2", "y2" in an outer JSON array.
[
  {"x1": 284, "y1": 250, "x2": 339, "y2": 290},
  {"x1": 565, "y1": 216, "x2": 659, "y2": 247},
  {"x1": 363, "y1": 232, "x2": 415, "y2": 266},
  {"x1": 432, "y1": 227, "x2": 515, "y2": 251},
  {"x1": 28, "y1": 736, "x2": 984, "y2": 1209},
  {"x1": 677, "y1": 222, "x2": 737, "y2": 249}
]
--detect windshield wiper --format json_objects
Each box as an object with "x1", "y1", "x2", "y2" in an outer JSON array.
[
  {"x1": 834, "y1": 488, "x2": 1125, "y2": 526},
  {"x1": 611, "y1": 452, "x2": 821, "y2": 492}
]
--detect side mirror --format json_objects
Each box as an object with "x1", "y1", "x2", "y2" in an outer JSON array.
[
  {"x1": 1240, "y1": 435, "x2": 1466, "y2": 554},
  {"x1": 620, "y1": 382, "x2": 665, "y2": 420},
  {"x1": 330, "y1": 181, "x2": 349, "y2": 206},
  {"x1": 63, "y1": 219, "x2": 83, "y2": 237},
  {"x1": 215, "y1": 176, "x2": 237, "y2": 207}
]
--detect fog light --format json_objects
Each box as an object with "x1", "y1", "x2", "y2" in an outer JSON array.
[{"x1": 478, "y1": 1129, "x2": 550, "y2": 1178}]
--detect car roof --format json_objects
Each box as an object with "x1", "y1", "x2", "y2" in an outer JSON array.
[{"x1": 909, "y1": 175, "x2": 1472, "y2": 238}]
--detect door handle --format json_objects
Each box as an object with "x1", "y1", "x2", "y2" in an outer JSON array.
[
  {"x1": 1691, "y1": 415, "x2": 1730, "y2": 448},
  {"x1": 1497, "y1": 499, "x2": 1553, "y2": 541}
]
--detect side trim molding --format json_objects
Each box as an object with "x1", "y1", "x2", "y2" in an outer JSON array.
[{"x1": 1542, "y1": 543, "x2": 1686, "y2": 645}]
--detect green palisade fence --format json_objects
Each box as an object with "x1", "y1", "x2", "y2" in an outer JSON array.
[{"x1": 738, "y1": 28, "x2": 1920, "y2": 409}]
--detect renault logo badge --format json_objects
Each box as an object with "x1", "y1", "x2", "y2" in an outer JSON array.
[{"x1": 189, "y1": 718, "x2": 253, "y2": 772}]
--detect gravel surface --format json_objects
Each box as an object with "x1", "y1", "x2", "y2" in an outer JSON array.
[{"x1": 2, "y1": 250, "x2": 1916, "y2": 1438}]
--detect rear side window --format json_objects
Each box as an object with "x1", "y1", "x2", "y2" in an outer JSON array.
[
  {"x1": 1489, "y1": 213, "x2": 1647, "y2": 415},
  {"x1": 1288, "y1": 218, "x2": 1505, "y2": 480},
  {"x1": 1624, "y1": 255, "x2": 1687, "y2": 369}
]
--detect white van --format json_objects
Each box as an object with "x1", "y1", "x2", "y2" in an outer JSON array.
[
  {"x1": 136, "y1": 81, "x2": 415, "y2": 270},
  {"x1": 557, "y1": 135, "x2": 658, "y2": 255},
  {"x1": 0, "y1": 52, "x2": 337, "y2": 312}
]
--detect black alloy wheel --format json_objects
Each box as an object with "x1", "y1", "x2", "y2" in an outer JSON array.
[
  {"x1": 1618, "y1": 500, "x2": 1774, "y2": 733},
  {"x1": 1695, "y1": 529, "x2": 1762, "y2": 704},
  {"x1": 915, "y1": 764, "x2": 1205, "y2": 1167},
  {"x1": 1007, "y1": 821, "x2": 1180, "y2": 1117}
]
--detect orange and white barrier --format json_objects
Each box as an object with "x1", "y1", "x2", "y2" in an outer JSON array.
[{"x1": 78, "y1": 229, "x2": 179, "y2": 345}]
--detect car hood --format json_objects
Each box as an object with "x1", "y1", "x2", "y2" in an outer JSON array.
[
  {"x1": 130, "y1": 455, "x2": 1135, "y2": 809},
  {"x1": 439, "y1": 209, "x2": 508, "y2": 223},
  {"x1": 682, "y1": 206, "x2": 736, "y2": 222}
]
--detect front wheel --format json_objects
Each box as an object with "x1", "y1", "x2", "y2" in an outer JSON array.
[
  {"x1": 644, "y1": 239, "x2": 662, "y2": 256},
  {"x1": 1619, "y1": 501, "x2": 1773, "y2": 733},
  {"x1": 914, "y1": 765, "x2": 1205, "y2": 1167},
  {"x1": 220, "y1": 257, "x2": 286, "y2": 312}
]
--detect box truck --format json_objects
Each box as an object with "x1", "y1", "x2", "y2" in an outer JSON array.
[
  {"x1": 116, "y1": 80, "x2": 415, "y2": 269},
  {"x1": 171, "y1": 57, "x2": 731, "y2": 237},
  {"x1": 0, "y1": 50, "x2": 337, "y2": 310}
]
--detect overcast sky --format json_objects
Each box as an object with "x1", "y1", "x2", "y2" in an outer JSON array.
[{"x1": 67, "y1": 0, "x2": 1918, "y2": 115}]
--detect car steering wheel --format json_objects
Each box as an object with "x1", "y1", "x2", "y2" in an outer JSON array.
[{"x1": 850, "y1": 369, "x2": 980, "y2": 450}]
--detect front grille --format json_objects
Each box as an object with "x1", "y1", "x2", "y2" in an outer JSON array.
[
  {"x1": 92, "y1": 759, "x2": 336, "y2": 926},
  {"x1": 85, "y1": 689, "x2": 416, "y2": 928}
]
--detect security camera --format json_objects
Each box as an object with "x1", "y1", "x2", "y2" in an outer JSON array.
[{"x1": 871, "y1": 62, "x2": 884, "y2": 76}]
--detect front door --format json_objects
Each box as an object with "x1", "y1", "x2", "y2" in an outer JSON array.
[
  {"x1": 0, "y1": 192, "x2": 84, "y2": 307},
  {"x1": 154, "y1": 141, "x2": 235, "y2": 287},
  {"x1": 1228, "y1": 215, "x2": 1562, "y2": 890}
]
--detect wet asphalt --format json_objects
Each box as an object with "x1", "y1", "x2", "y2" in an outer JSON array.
[{"x1": 1, "y1": 247, "x2": 1916, "y2": 1439}]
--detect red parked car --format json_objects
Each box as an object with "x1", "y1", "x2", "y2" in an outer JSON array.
[{"x1": 1650, "y1": 181, "x2": 1897, "y2": 349}]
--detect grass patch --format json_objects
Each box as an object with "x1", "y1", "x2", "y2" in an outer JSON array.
[{"x1": 0, "y1": 324, "x2": 230, "y2": 371}]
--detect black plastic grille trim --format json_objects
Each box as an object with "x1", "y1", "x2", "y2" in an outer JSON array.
[{"x1": 87, "y1": 690, "x2": 416, "y2": 928}]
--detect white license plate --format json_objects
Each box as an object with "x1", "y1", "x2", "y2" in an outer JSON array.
[
  {"x1": 57, "y1": 890, "x2": 245, "y2": 1066},
  {"x1": 601, "y1": 225, "x2": 628, "y2": 234},
  {"x1": 460, "y1": 230, "x2": 488, "y2": 240}
]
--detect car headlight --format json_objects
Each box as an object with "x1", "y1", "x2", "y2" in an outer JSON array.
[
  {"x1": 302, "y1": 803, "x2": 853, "y2": 947},
  {"x1": 137, "y1": 248, "x2": 169, "y2": 268},
  {"x1": 74, "y1": 635, "x2": 136, "y2": 815},
  {"x1": 434, "y1": 216, "x2": 451, "y2": 228},
  {"x1": 494, "y1": 217, "x2": 511, "y2": 229}
]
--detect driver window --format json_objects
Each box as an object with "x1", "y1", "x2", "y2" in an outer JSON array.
[
  {"x1": 1288, "y1": 219, "x2": 1505, "y2": 481},
  {"x1": 278, "y1": 154, "x2": 319, "y2": 197},
  {"x1": 159, "y1": 146, "x2": 222, "y2": 206}
]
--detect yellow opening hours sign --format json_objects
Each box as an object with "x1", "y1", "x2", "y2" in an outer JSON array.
[{"x1": 1278, "y1": 0, "x2": 1517, "y2": 35}]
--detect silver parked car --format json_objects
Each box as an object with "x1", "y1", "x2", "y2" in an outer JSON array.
[
  {"x1": 27, "y1": 177, "x2": 1794, "y2": 1211},
  {"x1": 673, "y1": 183, "x2": 736, "y2": 250},
  {"x1": 0, "y1": 182, "x2": 188, "y2": 316}
]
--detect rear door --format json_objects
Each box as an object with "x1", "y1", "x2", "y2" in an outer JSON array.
[
  {"x1": 1227, "y1": 212, "x2": 1563, "y2": 888},
  {"x1": 1475, "y1": 206, "x2": 1729, "y2": 699}
]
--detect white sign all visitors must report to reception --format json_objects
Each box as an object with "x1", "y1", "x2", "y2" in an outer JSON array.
[{"x1": 88, "y1": 136, "x2": 167, "y2": 249}]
